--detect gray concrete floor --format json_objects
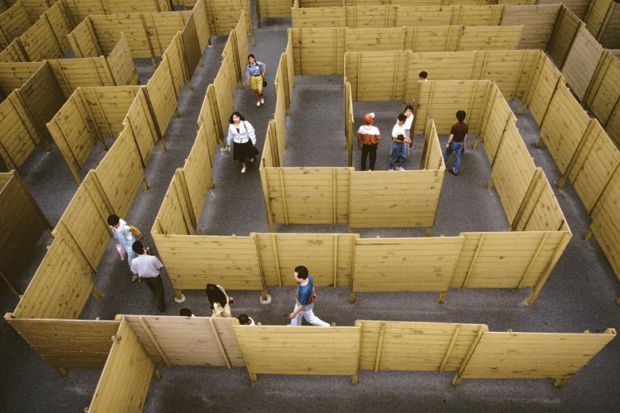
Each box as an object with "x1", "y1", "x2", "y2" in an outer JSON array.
[{"x1": 1, "y1": 4, "x2": 619, "y2": 412}]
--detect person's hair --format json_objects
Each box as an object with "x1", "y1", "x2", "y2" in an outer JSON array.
[
  {"x1": 294, "y1": 265, "x2": 309, "y2": 279},
  {"x1": 237, "y1": 314, "x2": 252, "y2": 325},
  {"x1": 205, "y1": 283, "x2": 228, "y2": 309},
  {"x1": 229, "y1": 111, "x2": 245, "y2": 124},
  {"x1": 132, "y1": 240, "x2": 144, "y2": 255},
  {"x1": 404, "y1": 104, "x2": 414, "y2": 112},
  {"x1": 107, "y1": 214, "x2": 120, "y2": 226},
  {"x1": 456, "y1": 110, "x2": 467, "y2": 122},
  {"x1": 419, "y1": 70, "x2": 428, "y2": 79},
  {"x1": 248, "y1": 54, "x2": 256, "y2": 62},
  {"x1": 179, "y1": 308, "x2": 193, "y2": 317},
  {"x1": 397, "y1": 113, "x2": 407, "y2": 122}
]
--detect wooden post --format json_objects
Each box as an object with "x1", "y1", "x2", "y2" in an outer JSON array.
[
  {"x1": 332, "y1": 168, "x2": 337, "y2": 224},
  {"x1": 141, "y1": 88, "x2": 166, "y2": 149},
  {"x1": 558, "y1": 120, "x2": 595, "y2": 189},
  {"x1": 536, "y1": 76, "x2": 563, "y2": 148},
  {"x1": 176, "y1": 169, "x2": 198, "y2": 233},
  {"x1": 526, "y1": 232, "x2": 571, "y2": 305},
  {"x1": 253, "y1": 233, "x2": 269, "y2": 301},
  {"x1": 208, "y1": 318, "x2": 232, "y2": 369},
  {"x1": 452, "y1": 325, "x2": 486, "y2": 386},
  {"x1": 511, "y1": 169, "x2": 543, "y2": 231},
  {"x1": 270, "y1": 233, "x2": 282, "y2": 287},
  {"x1": 373, "y1": 322, "x2": 386, "y2": 372},
  {"x1": 517, "y1": 232, "x2": 549, "y2": 289},
  {"x1": 333, "y1": 234, "x2": 339, "y2": 288},
  {"x1": 60, "y1": 221, "x2": 97, "y2": 273},
  {"x1": 439, "y1": 325, "x2": 461, "y2": 372},
  {"x1": 462, "y1": 234, "x2": 484, "y2": 288},
  {"x1": 278, "y1": 168, "x2": 290, "y2": 225},
  {"x1": 437, "y1": 291, "x2": 447, "y2": 304},
  {"x1": 139, "y1": 14, "x2": 158, "y2": 67},
  {"x1": 139, "y1": 316, "x2": 171, "y2": 366},
  {"x1": 259, "y1": 164, "x2": 275, "y2": 232},
  {"x1": 91, "y1": 286, "x2": 103, "y2": 300}
]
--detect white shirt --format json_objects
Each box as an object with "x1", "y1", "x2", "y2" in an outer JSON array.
[
  {"x1": 404, "y1": 113, "x2": 414, "y2": 130},
  {"x1": 130, "y1": 254, "x2": 163, "y2": 278},
  {"x1": 111, "y1": 218, "x2": 134, "y2": 243},
  {"x1": 392, "y1": 123, "x2": 407, "y2": 139},
  {"x1": 226, "y1": 121, "x2": 256, "y2": 146},
  {"x1": 356, "y1": 125, "x2": 380, "y2": 135}
]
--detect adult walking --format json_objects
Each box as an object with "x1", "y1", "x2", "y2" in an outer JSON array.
[
  {"x1": 130, "y1": 241, "x2": 166, "y2": 312},
  {"x1": 443, "y1": 110, "x2": 469, "y2": 176},
  {"x1": 226, "y1": 111, "x2": 258, "y2": 174},
  {"x1": 356, "y1": 112, "x2": 381, "y2": 171},
  {"x1": 206, "y1": 283, "x2": 234, "y2": 318},
  {"x1": 107, "y1": 214, "x2": 143, "y2": 268},
  {"x1": 288, "y1": 265, "x2": 330, "y2": 327},
  {"x1": 389, "y1": 113, "x2": 410, "y2": 171},
  {"x1": 244, "y1": 54, "x2": 267, "y2": 107}
]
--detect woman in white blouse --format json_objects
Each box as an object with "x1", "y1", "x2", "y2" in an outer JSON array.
[{"x1": 226, "y1": 111, "x2": 258, "y2": 173}]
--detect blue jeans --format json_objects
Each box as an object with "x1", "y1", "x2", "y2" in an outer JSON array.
[
  {"x1": 389, "y1": 142, "x2": 407, "y2": 169},
  {"x1": 444, "y1": 141, "x2": 464, "y2": 173}
]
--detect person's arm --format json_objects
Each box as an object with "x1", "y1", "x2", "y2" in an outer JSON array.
[
  {"x1": 288, "y1": 303, "x2": 303, "y2": 319},
  {"x1": 446, "y1": 126, "x2": 456, "y2": 148},
  {"x1": 226, "y1": 125, "x2": 233, "y2": 150},
  {"x1": 259, "y1": 62, "x2": 266, "y2": 77},
  {"x1": 245, "y1": 122, "x2": 257, "y2": 145}
]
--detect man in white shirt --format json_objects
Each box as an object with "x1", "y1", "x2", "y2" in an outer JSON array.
[
  {"x1": 130, "y1": 240, "x2": 166, "y2": 312},
  {"x1": 389, "y1": 113, "x2": 409, "y2": 171}
]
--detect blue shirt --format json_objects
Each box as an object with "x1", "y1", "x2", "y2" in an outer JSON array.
[
  {"x1": 296, "y1": 275, "x2": 315, "y2": 306},
  {"x1": 244, "y1": 61, "x2": 265, "y2": 77}
]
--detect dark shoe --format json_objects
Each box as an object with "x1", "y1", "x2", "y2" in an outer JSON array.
[{"x1": 449, "y1": 169, "x2": 458, "y2": 176}]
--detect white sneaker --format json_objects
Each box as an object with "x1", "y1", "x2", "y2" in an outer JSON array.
[
  {"x1": 256, "y1": 101, "x2": 261, "y2": 107},
  {"x1": 398, "y1": 167, "x2": 405, "y2": 171},
  {"x1": 241, "y1": 166, "x2": 246, "y2": 173},
  {"x1": 260, "y1": 98, "x2": 265, "y2": 104},
  {"x1": 389, "y1": 168, "x2": 395, "y2": 171}
]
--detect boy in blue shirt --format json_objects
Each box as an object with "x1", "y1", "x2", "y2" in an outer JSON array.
[{"x1": 288, "y1": 265, "x2": 330, "y2": 327}]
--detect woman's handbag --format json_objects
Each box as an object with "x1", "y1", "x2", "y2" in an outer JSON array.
[{"x1": 262, "y1": 79, "x2": 267, "y2": 87}]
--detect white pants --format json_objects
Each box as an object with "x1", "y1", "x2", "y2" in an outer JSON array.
[{"x1": 290, "y1": 303, "x2": 330, "y2": 327}]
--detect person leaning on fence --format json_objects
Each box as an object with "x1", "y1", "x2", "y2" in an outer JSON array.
[
  {"x1": 244, "y1": 54, "x2": 267, "y2": 107},
  {"x1": 289, "y1": 265, "x2": 330, "y2": 327},
  {"x1": 389, "y1": 113, "x2": 411, "y2": 171},
  {"x1": 356, "y1": 112, "x2": 381, "y2": 171},
  {"x1": 226, "y1": 111, "x2": 258, "y2": 174},
  {"x1": 237, "y1": 313, "x2": 256, "y2": 325},
  {"x1": 443, "y1": 110, "x2": 469, "y2": 176},
  {"x1": 130, "y1": 240, "x2": 167, "y2": 313},
  {"x1": 419, "y1": 70, "x2": 429, "y2": 81},
  {"x1": 403, "y1": 104, "x2": 415, "y2": 152},
  {"x1": 107, "y1": 214, "x2": 144, "y2": 269},
  {"x1": 206, "y1": 283, "x2": 234, "y2": 318}
]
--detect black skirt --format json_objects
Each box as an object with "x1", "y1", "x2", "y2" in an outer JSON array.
[{"x1": 233, "y1": 140, "x2": 258, "y2": 161}]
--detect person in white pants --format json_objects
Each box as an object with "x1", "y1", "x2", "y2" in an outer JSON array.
[{"x1": 288, "y1": 265, "x2": 330, "y2": 327}]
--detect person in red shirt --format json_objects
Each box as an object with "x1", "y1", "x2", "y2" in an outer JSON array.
[
  {"x1": 443, "y1": 110, "x2": 469, "y2": 176},
  {"x1": 356, "y1": 112, "x2": 381, "y2": 171}
]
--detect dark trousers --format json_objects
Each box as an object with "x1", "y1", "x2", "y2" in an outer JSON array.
[
  {"x1": 361, "y1": 144, "x2": 378, "y2": 171},
  {"x1": 144, "y1": 275, "x2": 166, "y2": 312}
]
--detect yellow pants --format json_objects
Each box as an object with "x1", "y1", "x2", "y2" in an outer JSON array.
[{"x1": 250, "y1": 75, "x2": 263, "y2": 93}]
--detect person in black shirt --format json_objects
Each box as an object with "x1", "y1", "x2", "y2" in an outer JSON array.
[{"x1": 443, "y1": 110, "x2": 468, "y2": 176}]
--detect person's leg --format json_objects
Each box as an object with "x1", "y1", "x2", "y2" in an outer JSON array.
[
  {"x1": 361, "y1": 144, "x2": 369, "y2": 171},
  {"x1": 368, "y1": 144, "x2": 377, "y2": 170},
  {"x1": 453, "y1": 142, "x2": 463, "y2": 174},
  {"x1": 290, "y1": 303, "x2": 303, "y2": 326},
  {"x1": 240, "y1": 160, "x2": 246, "y2": 173},
  {"x1": 389, "y1": 143, "x2": 399, "y2": 169},
  {"x1": 301, "y1": 304, "x2": 330, "y2": 327},
  {"x1": 145, "y1": 276, "x2": 166, "y2": 312},
  {"x1": 399, "y1": 142, "x2": 407, "y2": 168}
]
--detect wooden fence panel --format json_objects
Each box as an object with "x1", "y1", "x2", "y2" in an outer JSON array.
[
  {"x1": 17, "y1": 0, "x2": 50, "y2": 17},
  {"x1": 539, "y1": 0, "x2": 589, "y2": 19},
  {"x1": 345, "y1": 50, "x2": 407, "y2": 101},
  {"x1": 526, "y1": 53, "x2": 564, "y2": 125},
  {"x1": 154, "y1": 172, "x2": 194, "y2": 236},
  {"x1": 183, "y1": 124, "x2": 214, "y2": 220},
  {"x1": 414, "y1": 80, "x2": 490, "y2": 134},
  {"x1": 258, "y1": 0, "x2": 292, "y2": 18},
  {"x1": 547, "y1": 5, "x2": 582, "y2": 68},
  {"x1": 0, "y1": 171, "x2": 50, "y2": 291},
  {"x1": 262, "y1": 167, "x2": 352, "y2": 225},
  {"x1": 353, "y1": 236, "x2": 464, "y2": 293},
  {"x1": 451, "y1": 231, "x2": 569, "y2": 288},
  {"x1": 5, "y1": 318, "x2": 120, "y2": 370},
  {"x1": 349, "y1": 169, "x2": 444, "y2": 229},
  {"x1": 291, "y1": 27, "x2": 345, "y2": 75},
  {"x1": 345, "y1": 5, "x2": 397, "y2": 28},
  {"x1": 192, "y1": 0, "x2": 212, "y2": 51},
  {"x1": 0, "y1": 62, "x2": 43, "y2": 93},
  {"x1": 122, "y1": 88, "x2": 159, "y2": 164},
  {"x1": 12, "y1": 231, "x2": 94, "y2": 319},
  {"x1": 422, "y1": 119, "x2": 445, "y2": 170},
  {"x1": 146, "y1": 59, "x2": 178, "y2": 136},
  {"x1": 538, "y1": 84, "x2": 591, "y2": 174},
  {"x1": 88, "y1": 320, "x2": 154, "y2": 413},
  {"x1": 561, "y1": 24, "x2": 604, "y2": 100},
  {"x1": 205, "y1": 0, "x2": 252, "y2": 36},
  {"x1": 212, "y1": 52, "x2": 237, "y2": 135},
  {"x1": 182, "y1": 15, "x2": 202, "y2": 80},
  {"x1": 123, "y1": 315, "x2": 244, "y2": 367},
  {"x1": 94, "y1": 127, "x2": 145, "y2": 217},
  {"x1": 458, "y1": 25, "x2": 523, "y2": 51},
  {"x1": 501, "y1": 4, "x2": 560, "y2": 50},
  {"x1": 0, "y1": 1, "x2": 35, "y2": 49},
  {"x1": 20, "y1": 3, "x2": 71, "y2": 61},
  {"x1": 256, "y1": 233, "x2": 357, "y2": 287},
  {"x1": 234, "y1": 325, "x2": 361, "y2": 380},
  {"x1": 513, "y1": 168, "x2": 568, "y2": 232},
  {"x1": 590, "y1": 170, "x2": 620, "y2": 281},
  {"x1": 81, "y1": 86, "x2": 139, "y2": 137},
  {"x1": 0, "y1": 91, "x2": 39, "y2": 169},
  {"x1": 152, "y1": 234, "x2": 264, "y2": 291},
  {"x1": 584, "y1": 50, "x2": 620, "y2": 146},
  {"x1": 47, "y1": 58, "x2": 114, "y2": 97},
  {"x1": 569, "y1": 120, "x2": 620, "y2": 212},
  {"x1": 598, "y1": 5, "x2": 620, "y2": 49},
  {"x1": 357, "y1": 320, "x2": 487, "y2": 372},
  {"x1": 67, "y1": 16, "x2": 100, "y2": 58},
  {"x1": 479, "y1": 85, "x2": 515, "y2": 162},
  {"x1": 62, "y1": 0, "x2": 173, "y2": 24},
  {"x1": 291, "y1": 6, "x2": 346, "y2": 27},
  {"x1": 395, "y1": 5, "x2": 452, "y2": 26},
  {"x1": 459, "y1": 329, "x2": 616, "y2": 381},
  {"x1": 106, "y1": 35, "x2": 139, "y2": 86},
  {"x1": 0, "y1": 40, "x2": 28, "y2": 62}
]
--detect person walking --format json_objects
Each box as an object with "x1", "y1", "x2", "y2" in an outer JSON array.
[
  {"x1": 288, "y1": 265, "x2": 330, "y2": 327},
  {"x1": 356, "y1": 112, "x2": 381, "y2": 171},
  {"x1": 206, "y1": 283, "x2": 234, "y2": 318},
  {"x1": 244, "y1": 54, "x2": 267, "y2": 107},
  {"x1": 130, "y1": 240, "x2": 166, "y2": 312},
  {"x1": 389, "y1": 113, "x2": 410, "y2": 171},
  {"x1": 226, "y1": 111, "x2": 258, "y2": 174},
  {"x1": 444, "y1": 110, "x2": 469, "y2": 176},
  {"x1": 107, "y1": 214, "x2": 143, "y2": 268}
]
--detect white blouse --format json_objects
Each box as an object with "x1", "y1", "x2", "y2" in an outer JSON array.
[{"x1": 227, "y1": 121, "x2": 256, "y2": 146}]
